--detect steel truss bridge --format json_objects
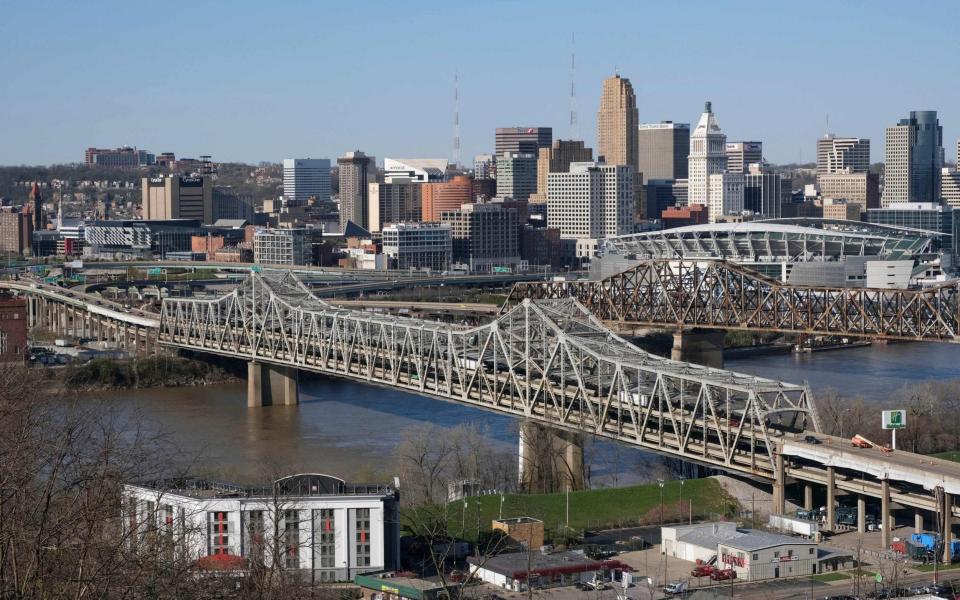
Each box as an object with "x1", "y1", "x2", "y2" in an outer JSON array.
[
  {"x1": 157, "y1": 271, "x2": 820, "y2": 478},
  {"x1": 506, "y1": 259, "x2": 960, "y2": 342}
]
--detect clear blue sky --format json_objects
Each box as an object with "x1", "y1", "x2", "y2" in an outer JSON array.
[{"x1": 2, "y1": 0, "x2": 957, "y2": 167}]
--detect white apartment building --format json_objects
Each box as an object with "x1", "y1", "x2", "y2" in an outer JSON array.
[
  {"x1": 382, "y1": 222, "x2": 452, "y2": 272},
  {"x1": 688, "y1": 102, "x2": 728, "y2": 208},
  {"x1": 546, "y1": 162, "x2": 634, "y2": 240},
  {"x1": 253, "y1": 227, "x2": 310, "y2": 265},
  {"x1": 942, "y1": 168, "x2": 960, "y2": 209},
  {"x1": 707, "y1": 173, "x2": 744, "y2": 222},
  {"x1": 122, "y1": 474, "x2": 399, "y2": 582},
  {"x1": 283, "y1": 158, "x2": 331, "y2": 206}
]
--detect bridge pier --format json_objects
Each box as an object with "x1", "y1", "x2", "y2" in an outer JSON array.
[
  {"x1": 671, "y1": 329, "x2": 725, "y2": 368},
  {"x1": 826, "y1": 467, "x2": 836, "y2": 532},
  {"x1": 518, "y1": 421, "x2": 585, "y2": 493},
  {"x1": 858, "y1": 494, "x2": 866, "y2": 534},
  {"x1": 772, "y1": 452, "x2": 786, "y2": 515},
  {"x1": 247, "y1": 362, "x2": 299, "y2": 407},
  {"x1": 915, "y1": 508, "x2": 924, "y2": 534},
  {"x1": 803, "y1": 483, "x2": 813, "y2": 511},
  {"x1": 881, "y1": 479, "x2": 891, "y2": 549},
  {"x1": 944, "y1": 491, "x2": 953, "y2": 564}
]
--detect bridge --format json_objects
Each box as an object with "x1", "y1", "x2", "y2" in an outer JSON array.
[
  {"x1": 507, "y1": 259, "x2": 960, "y2": 344},
  {"x1": 4, "y1": 270, "x2": 960, "y2": 557}
]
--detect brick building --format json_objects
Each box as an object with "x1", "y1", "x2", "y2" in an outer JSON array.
[{"x1": 0, "y1": 297, "x2": 28, "y2": 362}]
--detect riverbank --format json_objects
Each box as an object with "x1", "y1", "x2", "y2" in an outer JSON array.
[{"x1": 63, "y1": 355, "x2": 243, "y2": 391}]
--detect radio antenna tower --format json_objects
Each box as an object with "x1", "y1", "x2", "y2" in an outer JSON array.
[
  {"x1": 453, "y1": 70, "x2": 462, "y2": 169},
  {"x1": 569, "y1": 33, "x2": 578, "y2": 140}
]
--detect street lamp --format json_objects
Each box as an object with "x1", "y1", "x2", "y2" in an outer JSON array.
[
  {"x1": 657, "y1": 479, "x2": 665, "y2": 526},
  {"x1": 679, "y1": 477, "x2": 686, "y2": 525}
]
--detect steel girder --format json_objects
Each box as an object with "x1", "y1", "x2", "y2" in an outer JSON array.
[
  {"x1": 506, "y1": 259, "x2": 960, "y2": 342},
  {"x1": 157, "y1": 271, "x2": 819, "y2": 478}
]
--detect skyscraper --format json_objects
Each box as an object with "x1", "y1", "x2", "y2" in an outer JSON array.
[
  {"x1": 596, "y1": 75, "x2": 638, "y2": 171},
  {"x1": 283, "y1": 158, "x2": 331, "y2": 206},
  {"x1": 816, "y1": 136, "x2": 870, "y2": 174},
  {"x1": 338, "y1": 151, "x2": 377, "y2": 232},
  {"x1": 688, "y1": 102, "x2": 731, "y2": 218},
  {"x1": 546, "y1": 162, "x2": 634, "y2": 240},
  {"x1": 882, "y1": 111, "x2": 943, "y2": 206},
  {"x1": 530, "y1": 140, "x2": 593, "y2": 203},
  {"x1": 421, "y1": 175, "x2": 474, "y2": 222},
  {"x1": 494, "y1": 153, "x2": 537, "y2": 202},
  {"x1": 141, "y1": 175, "x2": 213, "y2": 224},
  {"x1": 637, "y1": 122, "x2": 689, "y2": 181},
  {"x1": 725, "y1": 141, "x2": 763, "y2": 174},
  {"x1": 494, "y1": 127, "x2": 553, "y2": 156}
]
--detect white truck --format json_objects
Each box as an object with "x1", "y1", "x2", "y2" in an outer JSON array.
[{"x1": 663, "y1": 581, "x2": 688, "y2": 595}]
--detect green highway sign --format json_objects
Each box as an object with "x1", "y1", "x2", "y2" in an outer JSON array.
[{"x1": 882, "y1": 409, "x2": 906, "y2": 430}]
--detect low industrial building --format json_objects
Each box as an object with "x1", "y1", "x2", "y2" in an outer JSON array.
[
  {"x1": 355, "y1": 572, "x2": 449, "y2": 600},
  {"x1": 122, "y1": 473, "x2": 400, "y2": 582},
  {"x1": 661, "y1": 522, "x2": 851, "y2": 581},
  {"x1": 467, "y1": 550, "x2": 631, "y2": 591}
]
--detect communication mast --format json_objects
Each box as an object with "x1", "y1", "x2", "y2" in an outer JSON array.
[
  {"x1": 570, "y1": 33, "x2": 578, "y2": 140},
  {"x1": 453, "y1": 70, "x2": 462, "y2": 169}
]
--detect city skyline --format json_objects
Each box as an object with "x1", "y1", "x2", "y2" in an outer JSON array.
[{"x1": 2, "y1": 0, "x2": 959, "y2": 167}]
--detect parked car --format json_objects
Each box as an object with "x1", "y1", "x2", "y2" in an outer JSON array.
[{"x1": 804, "y1": 435, "x2": 822, "y2": 444}]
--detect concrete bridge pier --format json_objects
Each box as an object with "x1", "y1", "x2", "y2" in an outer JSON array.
[
  {"x1": 914, "y1": 508, "x2": 924, "y2": 533},
  {"x1": 858, "y1": 494, "x2": 866, "y2": 534},
  {"x1": 247, "y1": 362, "x2": 299, "y2": 407},
  {"x1": 671, "y1": 329, "x2": 725, "y2": 369},
  {"x1": 826, "y1": 467, "x2": 836, "y2": 532},
  {"x1": 803, "y1": 483, "x2": 814, "y2": 511},
  {"x1": 772, "y1": 452, "x2": 786, "y2": 515},
  {"x1": 881, "y1": 479, "x2": 891, "y2": 549},
  {"x1": 518, "y1": 421, "x2": 585, "y2": 494},
  {"x1": 944, "y1": 491, "x2": 953, "y2": 564}
]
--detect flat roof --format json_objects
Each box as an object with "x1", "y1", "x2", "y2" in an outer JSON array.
[
  {"x1": 129, "y1": 473, "x2": 394, "y2": 500},
  {"x1": 469, "y1": 550, "x2": 630, "y2": 579},
  {"x1": 670, "y1": 522, "x2": 815, "y2": 553}
]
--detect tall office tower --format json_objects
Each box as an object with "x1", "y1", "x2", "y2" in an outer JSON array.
[
  {"x1": 688, "y1": 102, "x2": 728, "y2": 208},
  {"x1": 283, "y1": 158, "x2": 331, "y2": 206},
  {"x1": 596, "y1": 75, "x2": 638, "y2": 170},
  {"x1": 383, "y1": 158, "x2": 448, "y2": 183},
  {"x1": 816, "y1": 135, "x2": 871, "y2": 174},
  {"x1": 367, "y1": 180, "x2": 423, "y2": 232},
  {"x1": 421, "y1": 175, "x2": 474, "y2": 221},
  {"x1": 725, "y1": 141, "x2": 763, "y2": 174},
  {"x1": 473, "y1": 154, "x2": 495, "y2": 179},
  {"x1": 743, "y1": 163, "x2": 789, "y2": 219},
  {"x1": 941, "y1": 168, "x2": 960, "y2": 209},
  {"x1": 882, "y1": 111, "x2": 943, "y2": 206},
  {"x1": 495, "y1": 153, "x2": 537, "y2": 202},
  {"x1": 494, "y1": 127, "x2": 553, "y2": 156},
  {"x1": 957, "y1": 139, "x2": 960, "y2": 167},
  {"x1": 530, "y1": 140, "x2": 593, "y2": 203},
  {"x1": 29, "y1": 183, "x2": 43, "y2": 231},
  {"x1": 440, "y1": 202, "x2": 521, "y2": 272},
  {"x1": 337, "y1": 151, "x2": 377, "y2": 232},
  {"x1": 638, "y1": 122, "x2": 689, "y2": 181},
  {"x1": 546, "y1": 162, "x2": 634, "y2": 240},
  {"x1": 141, "y1": 174, "x2": 213, "y2": 224}
]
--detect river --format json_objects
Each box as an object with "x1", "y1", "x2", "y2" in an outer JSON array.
[{"x1": 92, "y1": 342, "x2": 960, "y2": 485}]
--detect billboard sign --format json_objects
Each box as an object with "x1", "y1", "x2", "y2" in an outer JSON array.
[{"x1": 882, "y1": 410, "x2": 906, "y2": 430}]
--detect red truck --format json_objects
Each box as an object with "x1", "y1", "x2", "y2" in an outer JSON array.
[
  {"x1": 710, "y1": 569, "x2": 737, "y2": 581},
  {"x1": 691, "y1": 565, "x2": 715, "y2": 577}
]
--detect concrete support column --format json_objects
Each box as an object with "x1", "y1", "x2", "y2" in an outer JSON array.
[
  {"x1": 857, "y1": 494, "x2": 866, "y2": 534},
  {"x1": 881, "y1": 480, "x2": 891, "y2": 549},
  {"x1": 915, "y1": 509, "x2": 924, "y2": 534},
  {"x1": 944, "y1": 492, "x2": 953, "y2": 565},
  {"x1": 773, "y1": 453, "x2": 786, "y2": 516},
  {"x1": 247, "y1": 362, "x2": 299, "y2": 408},
  {"x1": 671, "y1": 329, "x2": 725, "y2": 368},
  {"x1": 826, "y1": 467, "x2": 836, "y2": 532},
  {"x1": 519, "y1": 421, "x2": 586, "y2": 493},
  {"x1": 804, "y1": 484, "x2": 814, "y2": 511}
]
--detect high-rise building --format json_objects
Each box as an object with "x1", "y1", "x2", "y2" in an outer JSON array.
[
  {"x1": 381, "y1": 222, "x2": 452, "y2": 272},
  {"x1": 85, "y1": 146, "x2": 154, "y2": 168},
  {"x1": 338, "y1": 151, "x2": 377, "y2": 232},
  {"x1": 816, "y1": 136, "x2": 870, "y2": 174},
  {"x1": 494, "y1": 127, "x2": 552, "y2": 157},
  {"x1": 283, "y1": 158, "x2": 331, "y2": 206},
  {"x1": 421, "y1": 175, "x2": 474, "y2": 221},
  {"x1": 440, "y1": 202, "x2": 521, "y2": 272},
  {"x1": 707, "y1": 173, "x2": 745, "y2": 221},
  {"x1": 743, "y1": 163, "x2": 788, "y2": 219},
  {"x1": 530, "y1": 140, "x2": 593, "y2": 203},
  {"x1": 941, "y1": 168, "x2": 960, "y2": 209},
  {"x1": 882, "y1": 111, "x2": 943, "y2": 206},
  {"x1": 473, "y1": 154, "x2": 495, "y2": 179},
  {"x1": 643, "y1": 180, "x2": 686, "y2": 220},
  {"x1": 383, "y1": 158, "x2": 448, "y2": 183},
  {"x1": 817, "y1": 172, "x2": 880, "y2": 213},
  {"x1": 638, "y1": 122, "x2": 689, "y2": 181},
  {"x1": 141, "y1": 175, "x2": 213, "y2": 224},
  {"x1": 368, "y1": 180, "x2": 423, "y2": 232},
  {"x1": 495, "y1": 153, "x2": 537, "y2": 202},
  {"x1": 596, "y1": 75, "x2": 638, "y2": 171},
  {"x1": 212, "y1": 187, "x2": 256, "y2": 222},
  {"x1": 725, "y1": 142, "x2": 763, "y2": 174},
  {"x1": 546, "y1": 162, "x2": 634, "y2": 240},
  {"x1": 253, "y1": 228, "x2": 311, "y2": 265},
  {"x1": 0, "y1": 209, "x2": 33, "y2": 256},
  {"x1": 688, "y1": 102, "x2": 729, "y2": 211}
]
